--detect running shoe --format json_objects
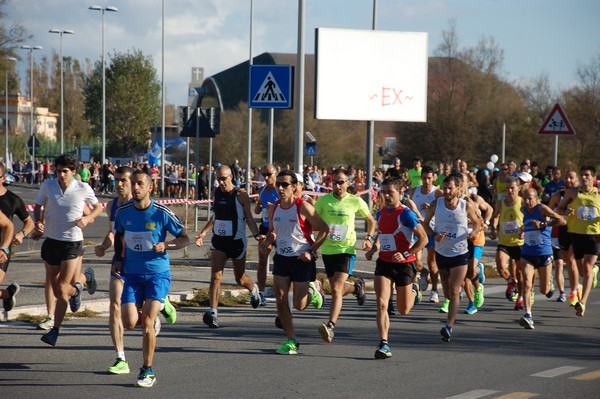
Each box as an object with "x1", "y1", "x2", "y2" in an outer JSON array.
[
  {"x1": 2, "y1": 282, "x2": 20, "y2": 312},
  {"x1": 412, "y1": 283, "x2": 422, "y2": 306},
  {"x1": 440, "y1": 325, "x2": 452, "y2": 342},
  {"x1": 107, "y1": 358, "x2": 130, "y2": 375},
  {"x1": 593, "y1": 265, "x2": 599, "y2": 289},
  {"x1": 464, "y1": 302, "x2": 478, "y2": 315},
  {"x1": 160, "y1": 295, "x2": 177, "y2": 324},
  {"x1": 474, "y1": 284, "x2": 484, "y2": 308},
  {"x1": 387, "y1": 299, "x2": 396, "y2": 316},
  {"x1": 575, "y1": 302, "x2": 585, "y2": 317},
  {"x1": 354, "y1": 278, "x2": 366, "y2": 305},
  {"x1": 154, "y1": 316, "x2": 161, "y2": 336},
  {"x1": 69, "y1": 282, "x2": 83, "y2": 312},
  {"x1": 250, "y1": 283, "x2": 261, "y2": 309},
  {"x1": 37, "y1": 317, "x2": 54, "y2": 330},
  {"x1": 259, "y1": 292, "x2": 267, "y2": 307},
  {"x1": 418, "y1": 267, "x2": 429, "y2": 292},
  {"x1": 41, "y1": 327, "x2": 59, "y2": 346},
  {"x1": 375, "y1": 342, "x2": 392, "y2": 359},
  {"x1": 203, "y1": 311, "x2": 219, "y2": 328},
  {"x1": 430, "y1": 290, "x2": 440, "y2": 303},
  {"x1": 506, "y1": 280, "x2": 517, "y2": 301},
  {"x1": 438, "y1": 298, "x2": 450, "y2": 313},
  {"x1": 136, "y1": 367, "x2": 156, "y2": 388},
  {"x1": 84, "y1": 267, "x2": 97, "y2": 295},
  {"x1": 511, "y1": 290, "x2": 519, "y2": 302},
  {"x1": 514, "y1": 298, "x2": 524, "y2": 311},
  {"x1": 374, "y1": 342, "x2": 392, "y2": 359},
  {"x1": 546, "y1": 280, "x2": 555, "y2": 298},
  {"x1": 276, "y1": 339, "x2": 298, "y2": 355},
  {"x1": 309, "y1": 281, "x2": 323, "y2": 309},
  {"x1": 519, "y1": 315, "x2": 535, "y2": 330},
  {"x1": 557, "y1": 291, "x2": 566, "y2": 303},
  {"x1": 319, "y1": 322, "x2": 334, "y2": 343},
  {"x1": 569, "y1": 291, "x2": 577, "y2": 307},
  {"x1": 477, "y1": 263, "x2": 486, "y2": 285}
]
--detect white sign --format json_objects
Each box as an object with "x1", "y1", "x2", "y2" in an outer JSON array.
[{"x1": 315, "y1": 28, "x2": 428, "y2": 122}]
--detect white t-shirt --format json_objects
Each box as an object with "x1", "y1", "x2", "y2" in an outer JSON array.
[{"x1": 34, "y1": 178, "x2": 99, "y2": 241}]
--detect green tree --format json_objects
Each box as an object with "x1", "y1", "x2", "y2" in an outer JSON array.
[{"x1": 84, "y1": 49, "x2": 160, "y2": 156}]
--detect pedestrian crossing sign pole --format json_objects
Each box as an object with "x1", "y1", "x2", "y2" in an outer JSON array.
[{"x1": 249, "y1": 65, "x2": 293, "y2": 109}]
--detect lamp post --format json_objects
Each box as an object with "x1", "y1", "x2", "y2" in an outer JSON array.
[
  {"x1": 49, "y1": 29, "x2": 74, "y2": 154},
  {"x1": 5, "y1": 56, "x2": 16, "y2": 165},
  {"x1": 20, "y1": 45, "x2": 43, "y2": 163},
  {"x1": 89, "y1": 5, "x2": 118, "y2": 164}
]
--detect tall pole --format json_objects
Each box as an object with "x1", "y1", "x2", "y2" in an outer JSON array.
[
  {"x1": 365, "y1": 0, "x2": 377, "y2": 220},
  {"x1": 161, "y1": 0, "x2": 166, "y2": 196},
  {"x1": 245, "y1": 0, "x2": 254, "y2": 192},
  {"x1": 89, "y1": 5, "x2": 118, "y2": 164},
  {"x1": 293, "y1": 0, "x2": 305, "y2": 174},
  {"x1": 20, "y1": 45, "x2": 43, "y2": 164},
  {"x1": 5, "y1": 57, "x2": 16, "y2": 164},
  {"x1": 49, "y1": 29, "x2": 74, "y2": 154}
]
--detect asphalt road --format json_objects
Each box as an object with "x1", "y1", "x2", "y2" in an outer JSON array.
[{"x1": 1, "y1": 183, "x2": 599, "y2": 398}]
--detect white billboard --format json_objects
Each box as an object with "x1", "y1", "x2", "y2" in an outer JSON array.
[{"x1": 315, "y1": 28, "x2": 428, "y2": 122}]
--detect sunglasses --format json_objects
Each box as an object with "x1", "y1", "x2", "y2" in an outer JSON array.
[
  {"x1": 333, "y1": 180, "x2": 347, "y2": 185},
  {"x1": 262, "y1": 173, "x2": 273, "y2": 178},
  {"x1": 501, "y1": 168, "x2": 508, "y2": 171},
  {"x1": 276, "y1": 182, "x2": 292, "y2": 188},
  {"x1": 216, "y1": 175, "x2": 230, "y2": 181}
]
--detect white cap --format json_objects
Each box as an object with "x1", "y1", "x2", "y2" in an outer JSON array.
[
  {"x1": 295, "y1": 173, "x2": 304, "y2": 185},
  {"x1": 517, "y1": 172, "x2": 532, "y2": 183}
]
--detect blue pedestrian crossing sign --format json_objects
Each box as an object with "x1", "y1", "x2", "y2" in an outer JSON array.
[
  {"x1": 249, "y1": 65, "x2": 293, "y2": 109},
  {"x1": 305, "y1": 142, "x2": 317, "y2": 157}
]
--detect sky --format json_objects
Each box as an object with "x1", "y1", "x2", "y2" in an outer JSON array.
[{"x1": 6, "y1": 0, "x2": 600, "y2": 109}]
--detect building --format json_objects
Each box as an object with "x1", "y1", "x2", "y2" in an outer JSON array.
[{"x1": 0, "y1": 94, "x2": 58, "y2": 141}]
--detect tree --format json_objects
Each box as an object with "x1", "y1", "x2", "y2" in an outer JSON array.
[
  {"x1": 0, "y1": 0, "x2": 30, "y2": 58},
  {"x1": 84, "y1": 49, "x2": 160, "y2": 156}
]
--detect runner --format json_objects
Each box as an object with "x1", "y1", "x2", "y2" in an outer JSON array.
[
  {"x1": 253, "y1": 163, "x2": 279, "y2": 306},
  {"x1": 365, "y1": 176, "x2": 427, "y2": 358},
  {"x1": 315, "y1": 168, "x2": 376, "y2": 343},
  {"x1": 0, "y1": 163, "x2": 33, "y2": 312},
  {"x1": 195, "y1": 165, "x2": 264, "y2": 328},
  {"x1": 113, "y1": 169, "x2": 189, "y2": 387},
  {"x1": 519, "y1": 188, "x2": 565, "y2": 329},
  {"x1": 35, "y1": 154, "x2": 102, "y2": 346},
  {"x1": 260, "y1": 170, "x2": 329, "y2": 354},
  {"x1": 423, "y1": 175, "x2": 482, "y2": 342},
  {"x1": 489, "y1": 177, "x2": 525, "y2": 310},
  {"x1": 557, "y1": 165, "x2": 600, "y2": 317}
]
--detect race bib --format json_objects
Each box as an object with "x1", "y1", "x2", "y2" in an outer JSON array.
[
  {"x1": 440, "y1": 224, "x2": 458, "y2": 239},
  {"x1": 214, "y1": 219, "x2": 233, "y2": 236},
  {"x1": 276, "y1": 237, "x2": 297, "y2": 256},
  {"x1": 379, "y1": 234, "x2": 397, "y2": 252},
  {"x1": 577, "y1": 206, "x2": 598, "y2": 221},
  {"x1": 502, "y1": 220, "x2": 521, "y2": 235},
  {"x1": 328, "y1": 224, "x2": 348, "y2": 241},
  {"x1": 524, "y1": 230, "x2": 544, "y2": 246},
  {"x1": 125, "y1": 231, "x2": 154, "y2": 252}
]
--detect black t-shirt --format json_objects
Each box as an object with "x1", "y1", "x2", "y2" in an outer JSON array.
[{"x1": 0, "y1": 189, "x2": 29, "y2": 234}]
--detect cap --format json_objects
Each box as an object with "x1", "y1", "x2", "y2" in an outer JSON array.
[
  {"x1": 295, "y1": 173, "x2": 304, "y2": 185},
  {"x1": 517, "y1": 172, "x2": 532, "y2": 183}
]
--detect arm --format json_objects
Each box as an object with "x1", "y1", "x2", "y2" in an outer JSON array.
[
  {"x1": 422, "y1": 200, "x2": 437, "y2": 237},
  {"x1": 76, "y1": 202, "x2": 103, "y2": 229},
  {"x1": 154, "y1": 228, "x2": 190, "y2": 253},
  {"x1": 95, "y1": 201, "x2": 115, "y2": 257},
  {"x1": 535, "y1": 204, "x2": 566, "y2": 229},
  {"x1": 239, "y1": 191, "x2": 263, "y2": 240},
  {"x1": 195, "y1": 216, "x2": 214, "y2": 247},
  {"x1": 466, "y1": 201, "x2": 483, "y2": 241},
  {"x1": 362, "y1": 212, "x2": 377, "y2": 251},
  {"x1": 32, "y1": 203, "x2": 45, "y2": 240},
  {"x1": 12, "y1": 215, "x2": 34, "y2": 245},
  {"x1": 556, "y1": 188, "x2": 577, "y2": 216},
  {"x1": 0, "y1": 211, "x2": 14, "y2": 262},
  {"x1": 489, "y1": 200, "x2": 502, "y2": 240},
  {"x1": 478, "y1": 196, "x2": 494, "y2": 230},
  {"x1": 300, "y1": 201, "x2": 329, "y2": 261}
]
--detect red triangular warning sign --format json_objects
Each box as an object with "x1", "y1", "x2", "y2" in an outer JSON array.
[{"x1": 538, "y1": 103, "x2": 576, "y2": 135}]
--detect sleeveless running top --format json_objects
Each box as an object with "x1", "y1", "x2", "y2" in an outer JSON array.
[
  {"x1": 567, "y1": 187, "x2": 600, "y2": 235},
  {"x1": 433, "y1": 197, "x2": 469, "y2": 257},
  {"x1": 212, "y1": 187, "x2": 246, "y2": 241},
  {"x1": 498, "y1": 197, "x2": 524, "y2": 247},
  {"x1": 272, "y1": 197, "x2": 314, "y2": 257},
  {"x1": 376, "y1": 204, "x2": 420, "y2": 263},
  {"x1": 522, "y1": 204, "x2": 552, "y2": 256}
]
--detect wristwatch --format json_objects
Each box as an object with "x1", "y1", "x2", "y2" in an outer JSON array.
[
  {"x1": 402, "y1": 251, "x2": 410, "y2": 259},
  {"x1": 0, "y1": 247, "x2": 10, "y2": 255}
]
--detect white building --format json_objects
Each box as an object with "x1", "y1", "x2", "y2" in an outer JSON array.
[{"x1": 0, "y1": 94, "x2": 58, "y2": 141}]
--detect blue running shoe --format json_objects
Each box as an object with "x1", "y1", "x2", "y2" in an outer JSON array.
[
  {"x1": 259, "y1": 292, "x2": 267, "y2": 306},
  {"x1": 440, "y1": 325, "x2": 452, "y2": 342},
  {"x1": 203, "y1": 311, "x2": 219, "y2": 328},
  {"x1": 41, "y1": 327, "x2": 59, "y2": 346},
  {"x1": 136, "y1": 367, "x2": 156, "y2": 388},
  {"x1": 464, "y1": 302, "x2": 478, "y2": 315},
  {"x1": 69, "y1": 282, "x2": 83, "y2": 312},
  {"x1": 374, "y1": 342, "x2": 392, "y2": 359}
]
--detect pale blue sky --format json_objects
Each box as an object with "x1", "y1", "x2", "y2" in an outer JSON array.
[{"x1": 8, "y1": 0, "x2": 599, "y2": 108}]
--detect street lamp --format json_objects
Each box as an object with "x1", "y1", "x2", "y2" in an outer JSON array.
[
  {"x1": 89, "y1": 5, "x2": 118, "y2": 164},
  {"x1": 20, "y1": 45, "x2": 43, "y2": 163},
  {"x1": 49, "y1": 28, "x2": 74, "y2": 154},
  {"x1": 5, "y1": 56, "x2": 16, "y2": 165}
]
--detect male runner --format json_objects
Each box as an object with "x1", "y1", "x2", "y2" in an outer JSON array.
[
  {"x1": 315, "y1": 168, "x2": 375, "y2": 343},
  {"x1": 195, "y1": 165, "x2": 264, "y2": 328},
  {"x1": 113, "y1": 170, "x2": 189, "y2": 387}
]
